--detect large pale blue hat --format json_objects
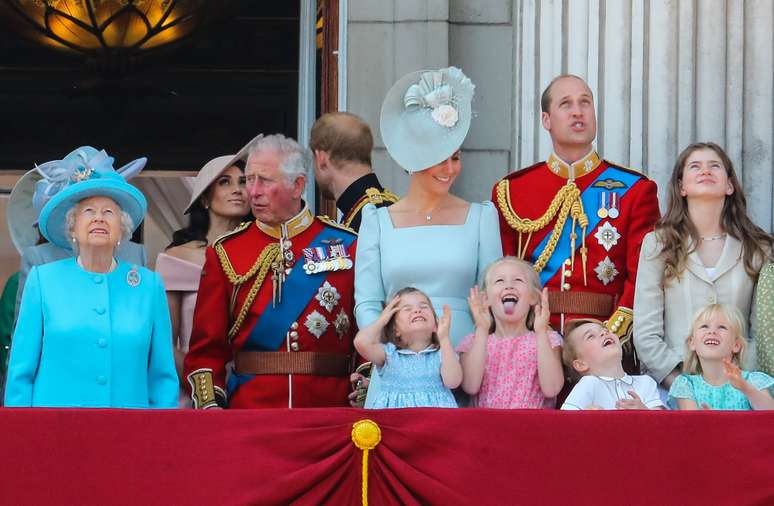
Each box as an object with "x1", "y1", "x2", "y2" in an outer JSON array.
[
  {"x1": 36, "y1": 146, "x2": 148, "y2": 250},
  {"x1": 379, "y1": 66, "x2": 475, "y2": 173}
]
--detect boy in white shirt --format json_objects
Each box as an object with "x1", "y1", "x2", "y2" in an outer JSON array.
[{"x1": 561, "y1": 318, "x2": 664, "y2": 410}]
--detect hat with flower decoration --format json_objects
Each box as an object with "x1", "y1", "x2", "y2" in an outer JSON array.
[
  {"x1": 35, "y1": 146, "x2": 147, "y2": 250},
  {"x1": 379, "y1": 66, "x2": 475, "y2": 173}
]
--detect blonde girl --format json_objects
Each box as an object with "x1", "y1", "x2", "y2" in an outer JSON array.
[
  {"x1": 457, "y1": 257, "x2": 564, "y2": 408},
  {"x1": 670, "y1": 304, "x2": 774, "y2": 410}
]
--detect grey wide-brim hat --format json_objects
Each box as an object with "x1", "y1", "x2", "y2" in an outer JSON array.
[
  {"x1": 379, "y1": 66, "x2": 475, "y2": 173},
  {"x1": 184, "y1": 133, "x2": 263, "y2": 214},
  {"x1": 7, "y1": 169, "x2": 43, "y2": 253}
]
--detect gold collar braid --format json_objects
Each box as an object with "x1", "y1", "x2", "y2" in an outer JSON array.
[
  {"x1": 496, "y1": 179, "x2": 589, "y2": 281},
  {"x1": 214, "y1": 242, "x2": 282, "y2": 339}
]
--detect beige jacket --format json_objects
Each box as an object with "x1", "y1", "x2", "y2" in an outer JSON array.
[{"x1": 633, "y1": 231, "x2": 758, "y2": 383}]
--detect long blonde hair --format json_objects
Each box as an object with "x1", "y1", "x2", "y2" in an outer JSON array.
[
  {"x1": 481, "y1": 256, "x2": 542, "y2": 332},
  {"x1": 683, "y1": 304, "x2": 747, "y2": 375},
  {"x1": 655, "y1": 142, "x2": 772, "y2": 282}
]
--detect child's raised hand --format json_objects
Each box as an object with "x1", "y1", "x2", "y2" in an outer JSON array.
[
  {"x1": 467, "y1": 286, "x2": 492, "y2": 331},
  {"x1": 437, "y1": 304, "x2": 452, "y2": 343},
  {"x1": 615, "y1": 390, "x2": 648, "y2": 410},
  {"x1": 533, "y1": 287, "x2": 551, "y2": 334},
  {"x1": 723, "y1": 358, "x2": 748, "y2": 391},
  {"x1": 376, "y1": 296, "x2": 401, "y2": 327}
]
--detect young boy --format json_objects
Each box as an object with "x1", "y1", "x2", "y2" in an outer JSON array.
[{"x1": 561, "y1": 318, "x2": 664, "y2": 410}]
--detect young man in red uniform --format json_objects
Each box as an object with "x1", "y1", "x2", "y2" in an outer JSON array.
[
  {"x1": 184, "y1": 134, "x2": 357, "y2": 408},
  {"x1": 492, "y1": 75, "x2": 660, "y2": 365}
]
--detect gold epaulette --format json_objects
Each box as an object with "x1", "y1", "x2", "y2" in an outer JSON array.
[
  {"x1": 213, "y1": 220, "x2": 252, "y2": 246},
  {"x1": 342, "y1": 187, "x2": 399, "y2": 228},
  {"x1": 317, "y1": 215, "x2": 358, "y2": 236},
  {"x1": 372, "y1": 188, "x2": 400, "y2": 204}
]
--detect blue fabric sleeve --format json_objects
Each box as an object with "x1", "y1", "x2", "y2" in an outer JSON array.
[
  {"x1": 4, "y1": 266, "x2": 44, "y2": 406},
  {"x1": 477, "y1": 202, "x2": 504, "y2": 286},
  {"x1": 375, "y1": 342, "x2": 395, "y2": 377},
  {"x1": 354, "y1": 204, "x2": 386, "y2": 328},
  {"x1": 147, "y1": 271, "x2": 179, "y2": 408},
  {"x1": 746, "y1": 371, "x2": 774, "y2": 392},
  {"x1": 668, "y1": 374, "x2": 695, "y2": 400}
]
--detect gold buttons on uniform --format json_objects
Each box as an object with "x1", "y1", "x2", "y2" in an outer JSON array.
[
  {"x1": 290, "y1": 342, "x2": 299, "y2": 351},
  {"x1": 290, "y1": 331, "x2": 299, "y2": 341},
  {"x1": 291, "y1": 322, "x2": 299, "y2": 330},
  {"x1": 563, "y1": 283, "x2": 571, "y2": 290}
]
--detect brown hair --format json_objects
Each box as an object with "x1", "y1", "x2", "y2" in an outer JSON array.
[
  {"x1": 683, "y1": 304, "x2": 747, "y2": 374},
  {"x1": 383, "y1": 287, "x2": 439, "y2": 348},
  {"x1": 655, "y1": 142, "x2": 773, "y2": 282},
  {"x1": 560, "y1": 318, "x2": 606, "y2": 369},
  {"x1": 309, "y1": 112, "x2": 373, "y2": 166},
  {"x1": 540, "y1": 74, "x2": 593, "y2": 114},
  {"x1": 481, "y1": 256, "x2": 542, "y2": 332}
]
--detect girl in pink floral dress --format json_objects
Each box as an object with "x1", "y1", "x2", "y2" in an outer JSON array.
[{"x1": 456, "y1": 257, "x2": 564, "y2": 408}]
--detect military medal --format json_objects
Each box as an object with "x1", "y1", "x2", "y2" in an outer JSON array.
[
  {"x1": 126, "y1": 266, "x2": 140, "y2": 287},
  {"x1": 302, "y1": 240, "x2": 353, "y2": 275},
  {"x1": 334, "y1": 310, "x2": 351, "y2": 340},
  {"x1": 315, "y1": 281, "x2": 341, "y2": 312},
  {"x1": 594, "y1": 256, "x2": 619, "y2": 286},
  {"x1": 594, "y1": 221, "x2": 621, "y2": 252},
  {"x1": 305, "y1": 310, "x2": 329, "y2": 339},
  {"x1": 597, "y1": 192, "x2": 609, "y2": 219},
  {"x1": 608, "y1": 192, "x2": 620, "y2": 219}
]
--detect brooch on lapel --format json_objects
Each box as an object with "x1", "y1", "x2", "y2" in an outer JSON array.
[{"x1": 126, "y1": 266, "x2": 141, "y2": 287}]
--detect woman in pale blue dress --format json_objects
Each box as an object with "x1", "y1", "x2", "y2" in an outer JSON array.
[{"x1": 355, "y1": 67, "x2": 502, "y2": 406}]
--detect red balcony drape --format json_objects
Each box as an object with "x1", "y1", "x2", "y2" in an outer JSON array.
[{"x1": 0, "y1": 408, "x2": 772, "y2": 505}]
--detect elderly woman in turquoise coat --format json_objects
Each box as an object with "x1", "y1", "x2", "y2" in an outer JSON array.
[{"x1": 4, "y1": 147, "x2": 178, "y2": 408}]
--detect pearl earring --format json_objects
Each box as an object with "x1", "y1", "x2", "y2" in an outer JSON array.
[
  {"x1": 117, "y1": 240, "x2": 121, "y2": 247},
  {"x1": 72, "y1": 236, "x2": 76, "y2": 243}
]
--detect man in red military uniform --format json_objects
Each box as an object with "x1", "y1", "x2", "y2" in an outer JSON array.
[
  {"x1": 184, "y1": 134, "x2": 357, "y2": 408},
  {"x1": 492, "y1": 75, "x2": 660, "y2": 363}
]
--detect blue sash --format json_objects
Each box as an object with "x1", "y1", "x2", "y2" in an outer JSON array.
[
  {"x1": 533, "y1": 166, "x2": 640, "y2": 285},
  {"x1": 244, "y1": 226, "x2": 355, "y2": 351},
  {"x1": 227, "y1": 225, "x2": 355, "y2": 397}
]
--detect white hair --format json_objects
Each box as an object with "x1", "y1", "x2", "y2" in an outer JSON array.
[
  {"x1": 246, "y1": 134, "x2": 307, "y2": 182},
  {"x1": 65, "y1": 202, "x2": 134, "y2": 254}
]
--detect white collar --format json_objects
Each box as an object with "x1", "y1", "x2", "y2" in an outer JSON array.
[
  {"x1": 396, "y1": 344, "x2": 438, "y2": 355},
  {"x1": 596, "y1": 374, "x2": 633, "y2": 385}
]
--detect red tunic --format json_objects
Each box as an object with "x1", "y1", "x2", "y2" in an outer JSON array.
[
  {"x1": 184, "y1": 209, "x2": 357, "y2": 408},
  {"x1": 492, "y1": 152, "x2": 660, "y2": 339}
]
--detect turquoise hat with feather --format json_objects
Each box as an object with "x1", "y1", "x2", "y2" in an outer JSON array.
[
  {"x1": 379, "y1": 66, "x2": 475, "y2": 173},
  {"x1": 35, "y1": 146, "x2": 148, "y2": 250}
]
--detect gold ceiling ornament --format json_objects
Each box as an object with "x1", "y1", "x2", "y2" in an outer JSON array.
[{"x1": 0, "y1": 0, "x2": 228, "y2": 57}]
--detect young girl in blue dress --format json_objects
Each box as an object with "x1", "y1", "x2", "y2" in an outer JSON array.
[
  {"x1": 354, "y1": 287, "x2": 462, "y2": 408},
  {"x1": 670, "y1": 304, "x2": 774, "y2": 410}
]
